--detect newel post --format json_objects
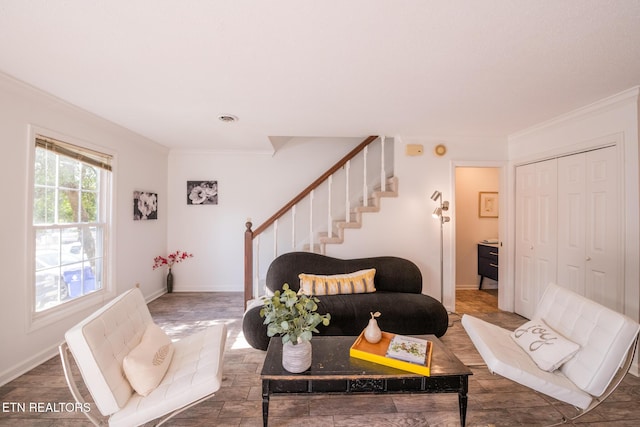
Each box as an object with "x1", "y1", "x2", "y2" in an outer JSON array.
[{"x1": 244, "y1": 220, "x2": 253, "y2": 309}]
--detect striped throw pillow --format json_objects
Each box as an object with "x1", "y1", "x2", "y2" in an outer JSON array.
[{"x1": 298, "y1": 269, "x2": 376, "y2": 296}]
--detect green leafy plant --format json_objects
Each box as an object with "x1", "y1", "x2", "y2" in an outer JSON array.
[{"x1": 260, "y1": 284, "x2": 331, "y2": 345}]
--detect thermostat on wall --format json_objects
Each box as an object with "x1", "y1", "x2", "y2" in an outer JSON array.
[{"x1": 405, "y1": 144, "x2": 424, "y2": 156}]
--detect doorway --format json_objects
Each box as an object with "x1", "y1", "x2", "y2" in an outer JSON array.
[{"x1": 454, "y1": 166, "x2": 500, "y2": 313}]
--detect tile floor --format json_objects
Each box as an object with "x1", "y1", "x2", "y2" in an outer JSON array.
[{"x1": 1, "y1": 289, "x2": 639, "y2": 426}]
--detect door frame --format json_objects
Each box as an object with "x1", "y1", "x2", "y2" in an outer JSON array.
[
  {"x1": 450, "y1": 160, "x2": 509, "y2": 314},
  {"x1": 510, "y1": 136, "x2": 624, "y2": 317}
]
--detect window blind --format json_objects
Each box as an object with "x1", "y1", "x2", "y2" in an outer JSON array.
[{"x1": 35, "y1": 135, "x2": 112, "y2": 171}]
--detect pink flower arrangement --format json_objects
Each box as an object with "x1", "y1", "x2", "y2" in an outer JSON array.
[{"x1": 153, "y1": 250, "x2": 194, "y2": 270}]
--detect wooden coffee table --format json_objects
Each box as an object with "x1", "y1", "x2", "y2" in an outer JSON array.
[{"x1": 260, "y1": 335, "x2": 472, "y2": 426}]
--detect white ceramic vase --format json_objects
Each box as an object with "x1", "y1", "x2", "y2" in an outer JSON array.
[
  {"x1": 364, "y1": 318, "x2": 382, "y2": 344},
  {"x1": 282, "y1": 340, "x2": 312, "y2": 373}
]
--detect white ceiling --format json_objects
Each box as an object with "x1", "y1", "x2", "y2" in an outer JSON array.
[{"x1": 1, "y1": 1, "x2": 639, "y2": 152}]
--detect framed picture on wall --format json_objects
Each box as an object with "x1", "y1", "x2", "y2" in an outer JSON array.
[
  {"x1": 133, "y1": 191, "x2": 158, "y2": 220},
  {"x1": 479, "y1": 192, "x2": 498, "y2": 218},
  {"x1": 187, "y1": 180, "x2": 218, "y2": 205}
]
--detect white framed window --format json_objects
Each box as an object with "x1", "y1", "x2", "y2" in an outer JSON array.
[{"x1": 30, "y1": 133, "x2": 113, "y2": 319}]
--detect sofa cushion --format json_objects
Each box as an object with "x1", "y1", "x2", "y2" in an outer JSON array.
[
  {"x1": 511, "y1": 319, "x2": 580, "y2": 372},
  {"x1": 123, "y1": 323, "x2": 175, "y2": 396},
  {"x1": 266, "y1": 252, "x2": 422, "y2": 294},
  {"x1": 298, "y1": 269, "x2": 376, "y2": 296}
]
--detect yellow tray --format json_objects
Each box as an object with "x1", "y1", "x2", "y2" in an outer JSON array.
[{"x1": 349, "y1": 331, "x2": 432, "y2": 376}]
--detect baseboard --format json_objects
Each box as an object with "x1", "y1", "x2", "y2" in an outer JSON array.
[
  {"x1": 456, "y1": 283, "x2": 480, "y2": 290},
  {"x1": 456, "y1": 282, "x2": 498, "y2": 291},
  {"x1": 0, "y1": 287, "x2": 185, "y2": 388},
  {"x1": 172, "y1": 285, "x2": 241, "y2": 292},
  {"x1": 145, "y1": 287, "x2": 167, "y2": 302},
  {"x1": 0, "y1": 342, "x2": 59, "y2": 387}
]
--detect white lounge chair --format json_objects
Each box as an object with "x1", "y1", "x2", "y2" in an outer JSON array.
[
  {"x1": 462, "y1": 282, "x2": 639, "y2": 423},
  {"x1": 59, "y1": 288, "x2": 227, "y2": 426}
]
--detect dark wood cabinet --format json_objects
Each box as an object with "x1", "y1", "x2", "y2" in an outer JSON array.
[{"x1": 478, "y1": 243, "x2": 498, "y2": 289}]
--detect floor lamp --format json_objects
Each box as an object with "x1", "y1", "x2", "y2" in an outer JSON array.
[{"x1": 431, "y1": 191, "x2": 450, "y2": 304}]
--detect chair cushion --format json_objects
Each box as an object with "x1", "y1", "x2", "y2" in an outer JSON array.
[
  {"x1": 65, "y1": 288, "x2": 152, "y2": 415},
  {"x1": 123, "y1": 323, "x2": 175, "y2": 396},
  {"x1": 511, "y1": 319, "x2": 580, "y2": 372},
  {"x1": 462, "y1": 314, "x2": 593, "y2": 409},
  {"x1": 108, "y1": 324, "x2": 227, "y2": 427},
  {"x1": 534, "y1": 283, "x2": 640, "y2": 396},
  {"x1": 298, "y1": 269, "x2": 376, "y2": 295}
]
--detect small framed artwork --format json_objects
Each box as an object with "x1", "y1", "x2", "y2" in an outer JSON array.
[
  {"x1": 133, "y1": 191, "x2": 158, "y2": 220},
  {"x1": 187, "y1": 180, "x2": 218, "y2": 205},
  {"x1": 479, "y1": 192, "x2": 498, "y2": 218}
]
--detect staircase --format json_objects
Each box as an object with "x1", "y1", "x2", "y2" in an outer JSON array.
[
  {"x1": 244, "y1": 136, "x2": 396, "y2": 307},
  {"x1": 317, "y1": 176, "x2": 398, "y2": 250}
]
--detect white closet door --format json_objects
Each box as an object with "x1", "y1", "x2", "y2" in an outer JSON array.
[
  {"x1": 515, "y1": 159, "x2": 557, "y2": 318},
  {"x1": 557, "y1": 146, "x2": 619, "y2": 310},
  {"x1": 557, "y1": 153, "x2": 587, "y2": 294},
  {"x1": 585, "y1": 146, "x2": 620, "y2": 311},
  {"x1": 515, "y1": 163, "x2": 536, "y2": 317}
]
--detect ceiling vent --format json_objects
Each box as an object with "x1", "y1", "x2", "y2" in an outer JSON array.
[{"x1": 217, "y1": 114, "x2": 238, "y2": 123}]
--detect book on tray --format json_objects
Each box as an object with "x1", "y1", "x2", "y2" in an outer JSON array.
[
  {"x1": 385, "y1": 334, "x2": 429, "y2": 365},
  {"x1": 349, "y1": 331, "x2": 432, "y2": 376}
]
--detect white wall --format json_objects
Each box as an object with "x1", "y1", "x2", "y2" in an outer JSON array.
[
  {"x1": 455, "y1": 167, "x2": 500, "y2": 289},
  {"x1": 168, "y1": 135, "x2": 508, "y2": 308},
  {"x1": 4, "y1": 68, "x2": 637, "y2": 384},
  {"x1": 166, "y1": 137, "x2": 363, "y2": 291},
  {"x1": 326, "y1": 137, "x2": 508, "y2": 309},
  {"x1": 0, "y1": 73, "x2": 169, "y2": 385},
  {"x1": 507, "y1": 87, "x2": 640, "y2": 360}
]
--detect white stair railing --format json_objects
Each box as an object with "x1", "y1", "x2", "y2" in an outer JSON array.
[
  {"x1": 254, "y1": 234, "x2": 260, "y2": 294},
  {"x1": 327, "y1": 175, "x2": 333, "y2": 242},
  {"x1": 362, "y1": 145, "x2": 368, "y2": 207},
  {"x1": 291, "y1": 204, "x2": 296, "y2": 250},
  {"x1": 380, "y1": 136, "x2": 386, "y2": 192},
  {"x1": 309, "y1": 190, "x2": 315, "y2": 253},
  {"x1": 244, "y1": 136, "x2": 394, "y2": 306},
  {"x1": 345, "y1": 160, "x2": 351, "y2": 223},
  {"x1": 273, "y1": 219, "x2": 278, "y2": 259}
]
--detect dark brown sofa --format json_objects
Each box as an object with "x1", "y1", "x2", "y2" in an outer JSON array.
[{"x1": 242, "y1": 252, "x2": 449, "y2": 350}]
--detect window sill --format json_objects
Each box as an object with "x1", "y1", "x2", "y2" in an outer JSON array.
[{"x1": 28, "y1": 287, "x2": 116, "y2": 333}]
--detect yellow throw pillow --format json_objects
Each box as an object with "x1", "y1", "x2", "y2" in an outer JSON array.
[
  {"x1": 122, "y1": 323, "x2": 174, "y2": 396},
  {"x1": 298, "y1": 269, "x2": 376, "y2": 296}
]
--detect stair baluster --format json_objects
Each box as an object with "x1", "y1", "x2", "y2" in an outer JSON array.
[
  {"x1": 254, "y1": 234, "x2": 260, "y2": 299},
  {"x1": 291, "y1": 204, "x2": 296, "y2": 250},
  {"x1": 345, "y1": 160, "x2": 351, "y2": 224},
  {"x1": 273, "y1": 219, "x2": 278, "y2": 259},
  {"x1": 381, "y1": 136, "x2": 386, "y2": 192},
  {"x1": 244, "y1": 135, "x2": 395, "y2": 307},
  {"x1": 244, "y1": 220, "x2": 253, "y2": 309},
  {"x1": 327, "y1": 174, "x2": 333, "y2": 247},
  {"x1": 309, "y1": 189, "x2": 314, "y2": 253},
  {"x1": 363, "y1": 146, "x2": 368, "y2": 207}
]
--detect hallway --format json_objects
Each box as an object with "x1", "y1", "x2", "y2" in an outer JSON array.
[{"x1": 456, "y1": 288, "x2": 499, "y2": 314}]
